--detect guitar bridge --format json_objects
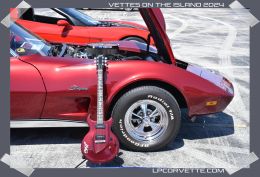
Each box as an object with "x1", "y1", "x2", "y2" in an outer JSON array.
[
  {"x1": 95, "y1": 135, "x2": 106, "y2": 144},
  {"x1": 94, "y1": 140, "x2": 106, "y2": 144}
]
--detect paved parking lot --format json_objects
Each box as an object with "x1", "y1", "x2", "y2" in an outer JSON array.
[{"x1": 11, "y1": 8, "x2": 250, "y2": 169}]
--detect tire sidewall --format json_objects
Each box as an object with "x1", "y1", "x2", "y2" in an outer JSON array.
[{"x1": 112, "y1": 86, "x2": 181, "y2": 151}]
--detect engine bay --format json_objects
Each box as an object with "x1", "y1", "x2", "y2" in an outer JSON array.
[{"x1": 49, "y1": 42, "x2": 162, "y2": 62}]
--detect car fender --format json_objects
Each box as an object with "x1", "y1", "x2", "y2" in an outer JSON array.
[{"x1": 105, "y1": 60, "x2": 231, "y2": 117}]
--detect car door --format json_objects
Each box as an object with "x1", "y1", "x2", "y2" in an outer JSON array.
[
  {"x1": 20, "y1": 55, "x2": 93, "y2": 122},
  {"x1": 15, "y1": 8, "x2": 91, "y2": 44},
  {"x1": 10, "y1": 52, "x2": 46, "y2": 120}
]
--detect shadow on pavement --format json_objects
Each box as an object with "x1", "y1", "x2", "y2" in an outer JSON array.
[
  {"x1": 11, "y1": 111, "x2": 234, "y2": 146},
  {"x1": 10, "y1": 111, "x2": 234, "y2": 167},
  {"x1": 85, "y1": 152, "x2": 125, "y2": 168},
  {"x1": 11, "y1": 127, "x2": 88, "y2": 145},
  {"x1": 161, "y1": 111, "x2": 234, "y2": 151}
]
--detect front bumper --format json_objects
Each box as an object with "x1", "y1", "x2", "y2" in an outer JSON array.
[{"x1": 186, "y1": 65, "x2": 234, "y2": 117}]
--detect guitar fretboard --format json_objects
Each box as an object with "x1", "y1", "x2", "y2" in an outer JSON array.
[{"x1": 97, "y1": 68, "x2": 104, "y2": 125}]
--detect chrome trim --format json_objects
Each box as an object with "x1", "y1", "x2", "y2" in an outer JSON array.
[
  {"x1": 124, "y1": 99, "x2": 169, "y2": 142},
  {"x1": 69, "y1": 85, "x2": 88, "y2": 91},
  {"x1": 10, "y1": 119, "x2": 88, "y2": 128}
]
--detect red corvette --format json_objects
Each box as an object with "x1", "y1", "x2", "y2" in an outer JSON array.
[
  {"x1": 11, "y1": 8, "x2": 153, "y2": 45},
  {"x1": 10, "y1": 9, "x2": 234, "y2": 151}
]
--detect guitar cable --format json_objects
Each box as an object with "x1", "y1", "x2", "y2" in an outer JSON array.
[{"x1": 74, "y1": 159, "x2": 87, "y2": 168}]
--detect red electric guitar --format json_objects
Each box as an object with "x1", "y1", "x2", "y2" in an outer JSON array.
[{"x1": 81, "y1": 54, "x2": 119, "y2": 163}]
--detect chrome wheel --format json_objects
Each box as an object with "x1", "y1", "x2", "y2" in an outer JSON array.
[{"x1": 124, "y1": 100, "x2": 169, "y2": 142}]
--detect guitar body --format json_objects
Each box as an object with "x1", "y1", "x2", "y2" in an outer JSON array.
[{"x1": 81, "y1": 115, "x2": 119, "y2": 163}]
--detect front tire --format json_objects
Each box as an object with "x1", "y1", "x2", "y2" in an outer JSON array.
[{"x1": 112, "y1": 86, "x2": 181, "y2": 151}]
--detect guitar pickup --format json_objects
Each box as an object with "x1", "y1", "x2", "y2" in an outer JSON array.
[
  {"x1": 95, "y1": 135, "x2": 105, "y2": 140},
  {"x1": 95, "y1": 124, "x2": 106, "y2": 129}
]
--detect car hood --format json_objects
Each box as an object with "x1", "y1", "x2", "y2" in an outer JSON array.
[{"x1": 139, "y1": 8, "x2": 175, "y2": 64}]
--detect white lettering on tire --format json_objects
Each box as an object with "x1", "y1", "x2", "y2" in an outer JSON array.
[
  {"x1": 119, "y1": 119, "x2": 149, "y2": 147},
  {"x1": 148, "y1": 95, "x2": 175, "y2": 120}
]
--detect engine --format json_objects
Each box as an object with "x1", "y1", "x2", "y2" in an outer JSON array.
[{"x1": 49, "y1": 42, "x2": 161, "y2": 62}]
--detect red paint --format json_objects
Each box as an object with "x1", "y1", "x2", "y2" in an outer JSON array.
[
  {"x1": 13, "y1": 54, "x2": 233, "y2": 120},
  {"x1": 13, "y1": 9, "x2": 153, "y2": 45},
  {"x1": 10, "y1": 57, "x2": 46, "y2": 119}
]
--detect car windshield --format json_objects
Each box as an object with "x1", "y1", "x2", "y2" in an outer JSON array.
[
  {"x1": 10, "y1": 22, "x2": 51, "y2": 56},
  {"x1": 59, "y1": 8, "x2": 101, "y2": 26}
]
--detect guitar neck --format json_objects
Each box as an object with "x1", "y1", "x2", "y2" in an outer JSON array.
[{"x1": 97, "y1": 68, "x2": 104, "y2": 125}]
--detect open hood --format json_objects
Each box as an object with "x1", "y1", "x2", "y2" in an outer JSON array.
[{"x1": 140, "y1": 8, "x2": 176, "y2": 64}]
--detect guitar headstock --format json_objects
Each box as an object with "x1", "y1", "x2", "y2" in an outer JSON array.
[{"x1": 95, "y1": 55, "x2": 108, "y2": 70}]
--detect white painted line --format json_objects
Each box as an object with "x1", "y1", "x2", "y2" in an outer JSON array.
[
  {"x1": 185, "y1": 142, "x2": 249, "y2": 154},
  {"x1": 194, "y1": 14, "x2": 249, "y2": 122},
  {"x1": 1, "y1": 154, "x2": 34, "y2": 177},
  {"x1": 168, "y1": 16, "x2": 188, "y2": 38},
  {"x1": 182, "y1": 122, "x2": 248, "y2": 128},
  {"x1": 205, "y1": 66, "x2": 249, "y2": 70},
  {"x1": 182, "y1": 147, "x2": 237, "y2": 173}
]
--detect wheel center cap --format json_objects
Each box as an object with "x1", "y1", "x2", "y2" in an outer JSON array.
[{"x1": 143, "y1": 117, "x2": 150, "y2": 123}]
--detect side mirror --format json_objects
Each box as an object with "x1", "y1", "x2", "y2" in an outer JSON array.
[{"x1": 57, "y1": 20, "x2": 71, "y2": 27}]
